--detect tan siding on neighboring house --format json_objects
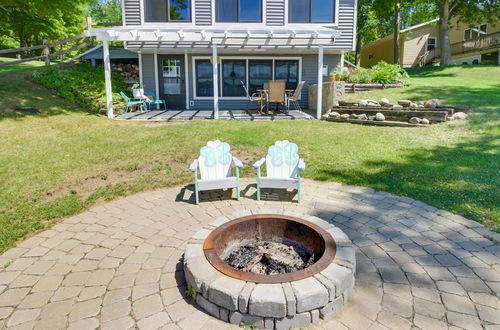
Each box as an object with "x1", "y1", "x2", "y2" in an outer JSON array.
[
  {"x1": 448, "y1": 19, "x2": 500, "y2": 44},
  {"x1": 360, "y1": 37, "x2": 393, "y2": 68},
  {"x1": 402, "y1": 25, "x2": 438, "y2": 67}
]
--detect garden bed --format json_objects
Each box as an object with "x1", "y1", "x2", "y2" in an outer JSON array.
[{"x1": 344, "y1": 82, "x2": 404, "y2": 93}]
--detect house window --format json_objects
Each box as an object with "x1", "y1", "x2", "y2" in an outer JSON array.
[
  {"x1": 222, "y1": 60, "x2": 246, "y2": 96},
  {"x1": 426, "y1": 37, "x2": 436, "y2": 51},
  {"x1": 248, "y1": 60, "x2": 273, "y2": 94},
  {"x1": 217, "y1": 0, "x2": 262, "y2": 22},
  {"x1": 464, "y1": 24, "x2": 487, "y2": 40},
  {"x1": 144, "y1": 0, "x2": 191, "y2": 22},
  {"x1": 195, "y1": 60, "x2": 213, "y2": 97},
  {"x1": 275, "y1": 60, "x2": 299, "y2": 90},
  {"x1": 289, "y1": 0, "x2": 336, "y2": 23}
]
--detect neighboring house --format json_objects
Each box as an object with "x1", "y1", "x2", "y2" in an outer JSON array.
[
  {"x1": 87, "y1": 0, "x2": 357, "y2": 118},
  {"x1": 360, "y1": 18, "x2": 500, "y2": 68}
]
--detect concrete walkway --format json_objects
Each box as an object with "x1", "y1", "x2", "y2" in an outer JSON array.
[{"x1": 0, "y1": 179, "x2": 498, "y2": 329}]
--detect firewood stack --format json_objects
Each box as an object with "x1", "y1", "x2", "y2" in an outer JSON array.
[{"x1": 111, "y1": 63, "x2": 139, "y2": 84}]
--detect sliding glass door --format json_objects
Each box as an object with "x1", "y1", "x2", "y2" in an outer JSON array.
[{"x1": 248, "y1": 60, "x2": 273, "y2": 94}]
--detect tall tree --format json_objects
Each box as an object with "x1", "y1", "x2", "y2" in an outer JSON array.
[
  {"x1": 435, "y1": 0, "x2": 500, "y2": 66},
  {"x1": 0, "y1": 0, "x2": 92, "y2": 49},
  {"x1": 355, "y1": 0, "x2": 386, "y2": 65},
  {"x1": 89, "y1": 0, "x2": 122, "y2": 24}
]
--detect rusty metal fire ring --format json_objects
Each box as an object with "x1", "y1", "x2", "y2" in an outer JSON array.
[{"x1": 203, "y1": 214, "x2": 337, "y2": 283}]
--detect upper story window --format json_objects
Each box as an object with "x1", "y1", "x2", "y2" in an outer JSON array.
[
  {"x1": 464, "y1": 24, "x2": 487, "y2": 40},
  {"x1": 217, "y1": 0, "x2": 262, "y2": 22},
  {"x1": 145, "y1": 0, "x2": 191, "y2": 22},
  {"x1": 289, "y1": 0, "x2": 336, "y2": 23}
]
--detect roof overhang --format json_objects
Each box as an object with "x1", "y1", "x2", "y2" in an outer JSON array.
[{"x1": 87, "y1": 25, "x2": 341, "y2": 48}]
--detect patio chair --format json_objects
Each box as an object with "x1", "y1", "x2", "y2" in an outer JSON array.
[
  {"x1": 267, "y1": 80, "x2": 286, "y2": 112},
  {"x1": 120, "y1": 92, "x2": 145, "y2": 113},
  {"x1": 241, "y1": 81, "x2": 265, "y2": 114},
  {"x1": 253, "y1": 140, "x2": 306, "y2": 203},
  {"x1": 144, "y1": 91, "x2": 166, "y2": 111},
  {"x1": 285, "y1": 81, "x2": 306, "y2": 112},
  {"x1": 188, "y1": 140, "x2": 244, "y2": 204}
]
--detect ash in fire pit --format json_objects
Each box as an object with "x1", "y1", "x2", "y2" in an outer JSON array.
[{"x1": 224, "y1": 238, "x2": 316, "y2": 275}]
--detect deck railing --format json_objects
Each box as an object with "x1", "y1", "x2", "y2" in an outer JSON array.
[{"x1": 433, "y1": 31, "x2": 500, "y2": 59}]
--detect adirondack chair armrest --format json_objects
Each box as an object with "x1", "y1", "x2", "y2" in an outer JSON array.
[
  {"x1": 188, "y1": 159, "x2": 199, "y2": 172},
  {"x1": 232, "y1": 157, "x2": 243, "y2": 169},
  {"x1": 298, "y1": 158, "x2": 306, "y2": 172},
  {"x1": 253, "y1": 158, "x2": 265, "y2": 169}
]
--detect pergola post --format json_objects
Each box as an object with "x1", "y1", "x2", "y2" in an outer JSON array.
[
  {"x1": 316, "y1": 45, "x2": 324, "y2": 119},
  {"x1": 212, "y1": 45, "x2": 219, "y2": 120},
  {"x1": 103, "y1": 40, "x2": 113, "y2": 119}
]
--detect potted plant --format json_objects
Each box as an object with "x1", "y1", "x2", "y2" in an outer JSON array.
[
  {"x1": 334, "y1": 71, "x2": 342, "y2": 81},
  {"x1": 328, "y1": 71, "x2": 335, "y2": 83},
  {"x1": 131, "y1": 83, "x2": 145, "y2": 99}
]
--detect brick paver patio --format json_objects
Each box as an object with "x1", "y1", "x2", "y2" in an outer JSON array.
[{"x1": 0, "y1": 179, "x2": 498, "y2": 329}]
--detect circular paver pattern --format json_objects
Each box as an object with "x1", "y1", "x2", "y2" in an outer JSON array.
[
  {"x1": 184, "y1": 214, "x2": 356, "y2": 329},
  {"x1": 0, "y1": 178, "x2": 498, "y2": 329}
]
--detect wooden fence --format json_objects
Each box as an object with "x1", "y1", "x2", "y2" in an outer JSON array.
[{"x1": 0, "y1": 17, "x2": 120, "y2": 67}]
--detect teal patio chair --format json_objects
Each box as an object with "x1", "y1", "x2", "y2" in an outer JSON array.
[
  {"x1": 253, "y1": 140, "x2": 305, "y2": 203},
  {"x1": 188, "y1": 140, "x2": 243, "y2": 204},
  {"x1": 144, "y1": 92, "x2": 167, "y2": 111},
  {"x1": 120, "y1": 92, "x2": 145, "y2": 113}
]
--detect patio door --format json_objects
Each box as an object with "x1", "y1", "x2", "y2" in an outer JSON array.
[{"x1": 159, "y1": 55, "x2": 185, "y2": 110}]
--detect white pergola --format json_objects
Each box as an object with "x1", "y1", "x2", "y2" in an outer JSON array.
[{"x1": 87, "y1": 26, "x2": 341, "y2": 119}]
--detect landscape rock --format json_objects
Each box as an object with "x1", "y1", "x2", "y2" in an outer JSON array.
[
  {"x1": 340, "y1": 114, "x2": 350, "y2": 119},
  {"x1": 398, "y1": 100, "x2": 412, "y2": 107},
  {"x1": 424, "y1": 99, "x2": 442, "y2": 108},
  {"x1": 380, "y1": 98, "x2": 390, "y2": 106},
  {"x1": 368, "y1": 116, "x2": 376, "y2": 121},
  {"x1": 409, "y1": 117, "x2": 421, "y2": 124},
  {"x1": 357, "y1": 114, "x2": 368, "y2": 120},
  {"x1": 417, "y1": 101, "x2": 425, "y2": 106},
  {"x1": 367, "y1": 101, "x2": 381, "y2": 107},
  {"x1": 452, "y1": 112, "x2": 468, "y2": 120},
  {"x1": 421, "y1": 118, "x2": 430, "y2": 125},
  {"x1": 328, "y1": 111, "x2": 341, "y2": 119},
  {"x1": 392, "y1": 105, "x2": 403, "y2": 109},
  {"x1": 409, "y1": 102, "x2": 418, "y2": 108},
  {"x1": 358, "y1": 99, "x2": 368, "y2": 106},
  {"x1": 375, "y1": 113, "x2": 385, "y2": 121},
  {"x1": 418, "y1": 104, "x2": 425, "y2": 108},
  {"x1": 349, "y1": 114, "x2": 358, "y2": 119}
]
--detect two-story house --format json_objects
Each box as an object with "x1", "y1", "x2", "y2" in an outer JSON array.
[{"x1": 88, "y1": 0, "x2": 357, "y2": 119}]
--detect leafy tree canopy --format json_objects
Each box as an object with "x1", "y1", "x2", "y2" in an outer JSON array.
[{"x1": 89, "y1": 0, "x2": 122, "y2": 24}]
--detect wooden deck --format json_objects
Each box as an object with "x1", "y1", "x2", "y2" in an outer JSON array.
[{"x1": 115, "y1": 110, "x2": 314, "y2": 121}]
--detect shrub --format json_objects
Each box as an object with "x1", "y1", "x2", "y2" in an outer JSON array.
[
  {"x1": 370, "y1": 61, "x2": 409, "y2": 84},
  {"x1": 32, "y1": 63, "x2": 127, "y2": 114}
]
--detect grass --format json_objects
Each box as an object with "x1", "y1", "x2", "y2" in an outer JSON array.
[{"x1": 0, "y1": 62, "x2": 498, "y2": 253}]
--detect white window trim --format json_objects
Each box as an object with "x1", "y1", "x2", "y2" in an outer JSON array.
[
  {"x1": 286, "y1": 0, "x2": 340, "y2": 27},
  {"x1": 212, "y1": 0, "x2": 267, "y2": 26},
  {"x1": 464, "y1": 23, "x2": 488, "y2": 41},
  {"x1": 191, "y1": 56, "x2": 302, "y2": 100},
  {"x1": 426, "y1": 37, "x2": 437, "y2": 51}
]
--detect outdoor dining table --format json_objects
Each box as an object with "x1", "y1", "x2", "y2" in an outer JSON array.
[{"x1": 256, "y1": 89, "x2": 294, "y2": 115}]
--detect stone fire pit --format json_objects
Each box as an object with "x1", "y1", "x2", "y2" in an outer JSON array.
[{"x1": 184, "y1": 213, "x2": 356, "y2": 329}]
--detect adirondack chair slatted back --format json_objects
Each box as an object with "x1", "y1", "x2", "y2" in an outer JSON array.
[
  {"x1": 120, "y1": 92, "x2": 130, "y2": 103},
  {"x1": 265, "y1": 140, "x2": 299, "y2": 179},
  {"x1": 198, "y1": 140, "x2": 232, "y2": 180}
]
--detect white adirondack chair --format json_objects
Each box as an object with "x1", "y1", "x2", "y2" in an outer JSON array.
[
  {"x1": 253, "y1": 140, "x2": 306, "y2": 203},
  {"x1": 188, "y1": 140, "x2": 243, "y2": 204}
]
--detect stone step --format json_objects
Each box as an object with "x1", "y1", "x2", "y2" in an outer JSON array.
[{"x1": 329, "y1": 107, "x2": 449, "y2": 123}]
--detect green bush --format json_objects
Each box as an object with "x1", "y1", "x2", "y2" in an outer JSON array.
[
  {"x1": 370, "y1": 61, "x2": 409, "y2": 84},
  {"x1": 343, "y1": 61, "x2": 408, "y2": 84},
  {"x1": 32, "y1": 63, "x2": 127, "y2": 114}
]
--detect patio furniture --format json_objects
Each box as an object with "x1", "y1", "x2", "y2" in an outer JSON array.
[
  {"x1": 144, "y1": 92, "x2": 167, "y2": 111},
  {"x1": 241, "y1": 81, "x2": 266, "y2": 114},
  {"x1": 267, "y1": 80, "x2": 286, "y2": 113},
  {"x1": 285, "y1": 81, "x2": 306, "y2": 112},
  {"x1": 120, "y1": 92, "x2": 145, "y2": 113},
  {"x1": 253, "y1": 140, "x2": 306, "y2": 203},
  {"x1": 188, "y1": 140, "x2": 244, "y2": 204}
]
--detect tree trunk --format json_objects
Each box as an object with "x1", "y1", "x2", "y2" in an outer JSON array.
[
  {"x1": 355, "y1": 32, "x2": 362, "y2": 66},
  {"x1": 393, "y1": 1, "x2": 401, "y2": 65},
  {"x1": 439, "y1": 0, "x2": 452, "y2": 66}
]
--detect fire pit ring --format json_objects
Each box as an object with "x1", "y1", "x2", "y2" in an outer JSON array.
[{"x1": 184, "y1": 213, "x2": 356, "y2": 329}]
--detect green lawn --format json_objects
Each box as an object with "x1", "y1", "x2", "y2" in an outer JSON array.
[{"x1": 0, "y1": 63, "x2": 498, "y2": 253}]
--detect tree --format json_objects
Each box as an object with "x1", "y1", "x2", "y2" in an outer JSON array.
[
  {"x1": 0, "y1": 0, "x2": 93, "y2": 49},
  {"x1": 89, "y1": 0, "x2": 122, "y2": 24},
  {"x1": 435, "y1": 0, "x2": 500, "y2": 66}
]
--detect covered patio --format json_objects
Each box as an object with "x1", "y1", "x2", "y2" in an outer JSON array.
[{"x1": 115, "y1": 109, "x2": 313, "y2": 121}]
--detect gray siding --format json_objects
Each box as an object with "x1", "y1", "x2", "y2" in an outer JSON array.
[
  {"x1": 266, "y1": 0, "x2": 285, "y2": 26},
  {"x1": 334, "y1": 0, "x2": 356, "y2": 50},
  {"x1": 141, "y1": 54, "x2": 157, "y2": 94},
  {"x1": 195, "y1": 0, "x2": 212, "y2": 25},
  {"x1": 124, "y1": 0, "x2": 141, "y2": 26},
  {"x1": 183, "y1": 53, "x2": 341, "y2": 110}
]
